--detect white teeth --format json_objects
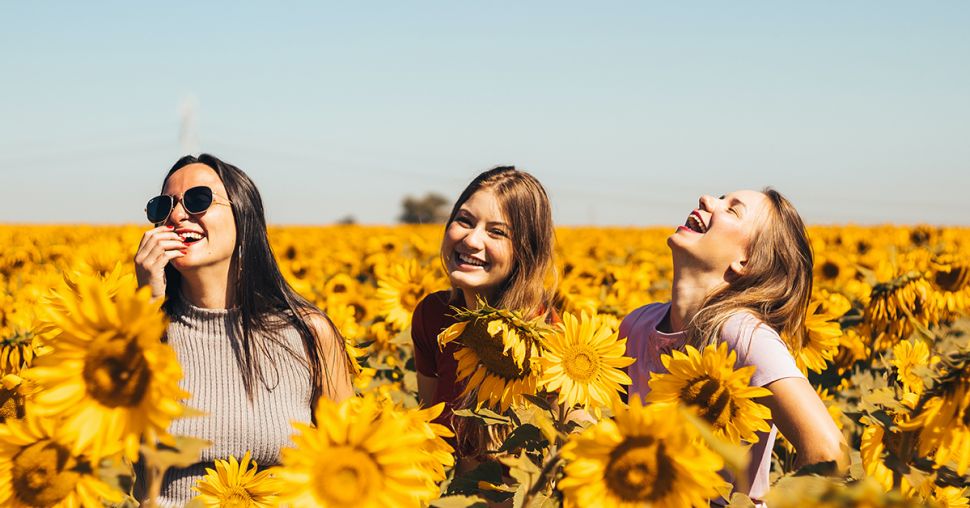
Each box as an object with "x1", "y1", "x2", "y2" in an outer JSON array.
[
  {"x1": 686, "y1": 214, "x2": 707, "y2": 234},
  {"x1": 456, "y1": 252, "x2": 487, "y2": 267},
  {"x1": 180, "y1": 231, "x2": 204, "y2": 241}
]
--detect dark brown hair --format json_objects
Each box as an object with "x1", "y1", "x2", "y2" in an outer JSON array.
[{"x1": 161, "y1": 154, "x2": 349, "y2": 408}]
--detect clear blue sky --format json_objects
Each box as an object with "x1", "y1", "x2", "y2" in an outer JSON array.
[{"x1": 2, "y1": 1, "x2": 968, "y2": 226}]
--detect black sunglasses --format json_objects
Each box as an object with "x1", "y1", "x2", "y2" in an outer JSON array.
[{"x1": 145, "y1": 186, "x2": 232, "y2": 224}]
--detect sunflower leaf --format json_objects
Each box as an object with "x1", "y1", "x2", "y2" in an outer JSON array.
[
  {"x1": 430, "y1": 495, "x2": 489, "y2": 508},
  {"x1": 522, "y1": 393, "x2": 553, "y2": 411},
  {"x1": 453, "y1": 408, "x2": 512, "y2": 425},
  {"x1": 140, "y1": 435, "x2": 211, "y2": 470},
  {"x1": 725, "y1": 492, "x2": 757, "y2": 508},
  {"x1": 680, "y1": 408, "x2": 750, "y2": 492},
  {"x1": 497, "y1": 424, "x2": 548, "y2": 453},
  {"x1": 447, "y1": 460, "x2": 512, "y2": 502}
]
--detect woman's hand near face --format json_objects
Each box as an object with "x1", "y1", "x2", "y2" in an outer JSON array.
[{"x1": 134, "y1": 226, "x2": 185, "y2": 299}]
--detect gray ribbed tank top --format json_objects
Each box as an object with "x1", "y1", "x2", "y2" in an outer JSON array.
[{"x1": 143, "y1": 298, "x2": 313, "y2": 506}]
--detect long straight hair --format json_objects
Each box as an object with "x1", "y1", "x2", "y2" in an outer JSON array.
[
  {"x1": 443, "y1": 166, "x2": 558, "y2": 318},
  {"x1": 161, "y1": 154, "x2": 347, "y2": 406},
  {"x1": 444, "y1": 166, "x2": 558, "y2": 458},
  {"x1": 685, "y1": 188, "x2": 814, "y2": 352}
]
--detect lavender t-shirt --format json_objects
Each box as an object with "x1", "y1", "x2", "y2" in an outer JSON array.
[{"x1": 620, "y1": 302, "x2": 805, "y2": 504}]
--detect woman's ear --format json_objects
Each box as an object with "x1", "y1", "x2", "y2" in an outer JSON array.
[{"x1": 727, "y1": 259, "x2": 747, "y2": 281}]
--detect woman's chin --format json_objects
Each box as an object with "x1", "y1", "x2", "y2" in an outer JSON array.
[
  {"x1": 170, "y1": 256, "x2": 195, "y2": 270},
  {"x1": 449, "y1": 273, "x2": 493, "y2": 293}
]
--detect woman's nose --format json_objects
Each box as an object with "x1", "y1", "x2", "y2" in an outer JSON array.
[
  {"x1": 698, "y1": 194, "x2": 716, "y2": 211},
  {"x1": 461, "y1": 227, "x2": 486, "y2": 250},
  {"x1": 168, "y1": 199, "x2": 189, "y2": 224}
]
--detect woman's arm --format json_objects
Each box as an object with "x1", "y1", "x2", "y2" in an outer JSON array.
[
  {"x1": 308, "y1": 314, "x2": 354, "y2": 403},
  {"x1": 760, "y1": 377, "x2": 848, "y2": 473},
  {"x1": 411, "y1": 294, "x2": 444, "y2": 408},
  {"x1": 417, "y1": 373, "x2": 439, "y2": 407}
]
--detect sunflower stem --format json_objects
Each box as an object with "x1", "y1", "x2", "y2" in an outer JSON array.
[{"x1": 521, "y1": 401, "x2": 571, "y2": 506}]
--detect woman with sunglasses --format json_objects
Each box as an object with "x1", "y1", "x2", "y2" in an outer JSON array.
[{"x1": 134, "y1": 154, "x2": 353, "y2": 506}]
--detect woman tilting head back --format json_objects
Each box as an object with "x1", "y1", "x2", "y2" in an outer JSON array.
[
  {"x1": 133, "y1": 154, "x2": 352, "y2": 506},
  {"x1": 672, "y1": 188, "x2": 814, "y2": 352},
  {"x1": 620, "y1": 188, "x2": 844, "y2": 505}
]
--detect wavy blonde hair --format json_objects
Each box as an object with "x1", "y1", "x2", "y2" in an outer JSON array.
[{"x1": 685, "y1": 188, "x2": 814, "y2": 352}]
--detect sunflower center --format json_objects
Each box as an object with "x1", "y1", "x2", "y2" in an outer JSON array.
[
  {"x1": 462, "y1": 320, "x2": 530, "y2": 380},
  {"x1": 82, "y1": 336, "x2": 151, "y2": 408},
  {"x1": 314, "y1": 448, "x2": 381, "y2": 506},
  {"x1": 564, "y1": 346, "x2": 599, "y2": 382},
  {"x1": 1, "y1": 386, "x2": 26, "y2": 421},
  {"x1": 221, "y1": 486, "x2": 253, "y2": 508},
  {"x1": 821, "y1": 261, "x2": 840, "y2": 280},
  {"x1": 681, "y1": 376, "x2": 733, "y2": 427},
  {"x1": 400, "y1": 283, "x2": 423, "y2": 313},
  {"x1": 11, "y1": 440, "x2": 82, "y2": 507},
  {"x1": 604, "y1": 436, "x2": 674, "y2": 502},
  {"x1": 934, "y1": 265, "x2": 969, "y2": 292}
]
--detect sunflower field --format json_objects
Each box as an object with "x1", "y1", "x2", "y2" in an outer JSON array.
[{"x1": 1, "y1": 223, "x2": 969, "y2": 507}]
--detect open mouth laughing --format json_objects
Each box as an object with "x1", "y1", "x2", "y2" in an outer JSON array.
[
  {"x1": 684, "y1": 211, "x2": 708, "y2": 234},
  {"x1": 177, "y1": 229, "x2": 206, "y2": 245}
]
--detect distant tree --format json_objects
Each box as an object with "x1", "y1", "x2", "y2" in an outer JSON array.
[
  {"x1": 336, "y1": 215, "x2": 357, "y2": 225},
  {"x1": 399, "y1": 193, "x2": 451, "y2": 224}
]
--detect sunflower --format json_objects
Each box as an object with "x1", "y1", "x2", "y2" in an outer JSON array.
[
  {"x1": 558, "y1": 398, "x2": 728, "y2": 507},
  {"x1": 24, "y1": 273, "x2": 187, "y2": 461},
  {"x1": 0, "y1": 321, "x2": 39, "y2": 376},
  {"x1": 891, "y1": 339, "x2": 931, "y2": 396},
  {"x1": 864, "y1": 262, "x2": 935, "y2": 347},
  {"x1": 324, "y1": 303, "x2": 366, "y2": 376},
  {"x1": 0, "y1": 374, "x2": 30, "y2": 422},
  {"x1": 833, "y1": 328, "x2": 868, "y2": 374},
  {"x1": 375, "y1": 260, "x2": 444, "y2": 331},
  {"x1": 539, "y1": 311, "x2": 634, "y2": 416},
  {"x1": 438, "y1": 303, "x2": 548, "y2": 412},
  {"x1": 796, "y1": 291, "x2": 850, "y2": 374},
  {"x1": 814, "y1": 251, "x2": 854, "y2": 288},
  {"x1": 929, "y1": 486, "x2": 970, "y2": 508},
  {"x1": 646, "y1": 342, "x2": 772, "y2": 445},
  {"x1": 901, "y1": 383, "x2": 970, "y2": 475},
  {"x1": 860, "y1": 416, "x2": 916, "y2": 494},
  {"x1": 192, "y1": 450, "x2": 279, "y2": 507},
  {"x1": 273, "y1": 394, "x2": 453, "y2": 508},
  {"x1": 927, "y1": 253, "x2": 970, "y2": 320},
  {"x1": 0, "y1": 414, "x2": 122, "y2": 507}
]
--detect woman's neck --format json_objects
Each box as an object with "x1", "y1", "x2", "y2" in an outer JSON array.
[
  {"x1": 460, "y1": 288, "x2": 495, "y2": 310},
  {"x1": 666, "y1": 266, "x2": 723, "y2": 333},
  {"x1": 179, "y1": 266, "x2": 235, "y2": 309}
]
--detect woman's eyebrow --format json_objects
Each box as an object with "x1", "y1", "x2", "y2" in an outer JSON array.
[{"x1": 730, "y1": 197, "x2": 748, "y2": 211}]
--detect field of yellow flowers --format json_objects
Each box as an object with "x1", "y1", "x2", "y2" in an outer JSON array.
[{"x1": 1, "y1": 224, "x2": 969, "y2": 507}]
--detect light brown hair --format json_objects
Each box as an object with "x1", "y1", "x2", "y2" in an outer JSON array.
[
  {"x1": 685, "y1": 188, "x2": 814, "y2": 352},
  {"x1": 444, "y1": 166, "x2": 558, "y2": 318},
  {"x1": 444, "y1": 166, "x2": 558, "y2": 459}
]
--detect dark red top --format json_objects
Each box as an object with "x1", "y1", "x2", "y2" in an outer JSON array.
[
  {"x1": 411, "y1": 290, "x2": 562, "y2": 428},
  {"x1": 412, "y1": 290, "x2": 464, "y2": 423}
]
